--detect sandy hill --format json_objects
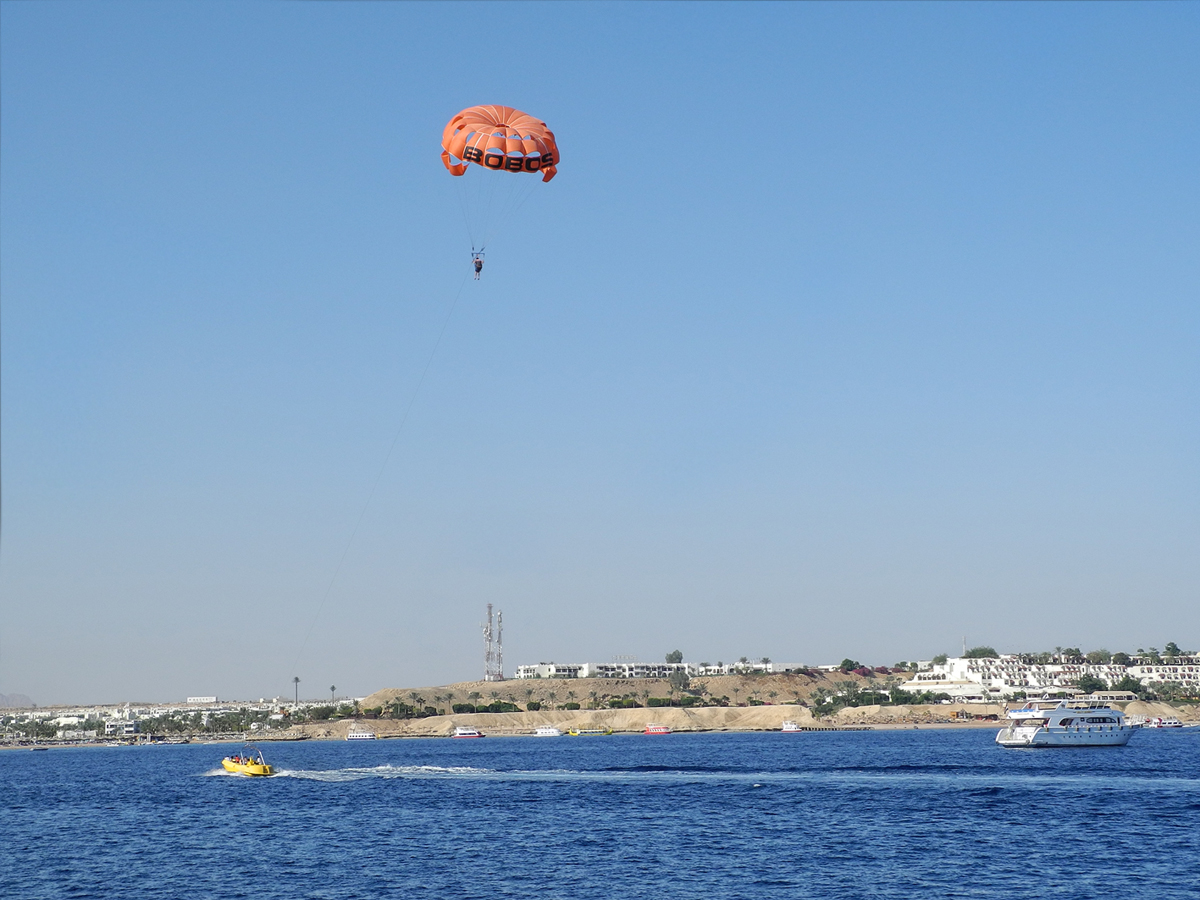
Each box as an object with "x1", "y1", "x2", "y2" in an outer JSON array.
[{"x1": 359, "y1": 670, "x2": 903, "y2": 713}]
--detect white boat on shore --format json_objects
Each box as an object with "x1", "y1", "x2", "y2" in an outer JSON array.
[
  {"x1": 996, "y1": 700, "x2": 1135, "y2": 748},
  {"x1": 452, "y1": 726, "x2": 485, "y2": 739},
  {"x1": 781, "y1": 721, "x2": 802, "y2": 732},
  {"x1": 346, "y1": 727, "x2": 377, "y2": 741},
  {"x1": 534, "y1": 726, "x2": 563, "y2": 737}
]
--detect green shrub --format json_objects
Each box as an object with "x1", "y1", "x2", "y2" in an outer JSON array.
[
  {"x1": 526, "y1": 701, "x2": 541, "y2": 711},
  {"x1": 483, "y1": 701, "x2": 520, "y2": 713},
  {"x1": 963, "y1": 647, "x2": 999, "y2": 659},
  {"x1": 1112, "y1": 675, "x2": 1144, "y2": 695},
  {"x1": 563, "y1": 702, "x2": 580, "y2": 710},
  {"x1": 1076, "y1": 674, "x2": 1107, "y2": 693}
]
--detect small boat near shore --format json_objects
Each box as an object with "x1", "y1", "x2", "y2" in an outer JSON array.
[
  {"x1": 996, "y1": 700, "x2": 1135, "y2": 748},
  {"x1": 452, "y1": 726, "x2": 485, "y2": 739},
  {"x1": 221, "y1": 744, "x2": 274, "y2": 776},
  {"x1": 534, "y1": 726, "x2": 563, "y2": 737},
  {"x1": 567, "y1": 727, "x2": 614, "y2": 736},
  {"x1": 346, "y1": 727, "x2": 377, "y2": 741},
  {"x1": 781, "y1": 721, "x2": 802, "y2": 732},
  {"x1": 643, "y1": 723, "x2": 671, "y2": 735}
]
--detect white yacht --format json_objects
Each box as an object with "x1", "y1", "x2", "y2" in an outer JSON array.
[
  {"x1": 534, "y1": 726, "x2": 563, "y2": 737},
  {"x1": 996, "y1": 699, "x2": 1136, "y2": 748},
  {"x1": 1139, "y1": 716, "x2": 1184, "y2": 729},
  {"x1": 346, "y1": 726, "x2": 377, "y2": 741}
]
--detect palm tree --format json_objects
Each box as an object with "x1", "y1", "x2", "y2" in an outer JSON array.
[
  {"x1": 884, "y1": 676, "x2": 899, "y2": 702},
  {"x1": 548, "y1": 691, "x2": 558, "y2": 709}
]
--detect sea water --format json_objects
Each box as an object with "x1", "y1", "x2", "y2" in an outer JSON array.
[{"x1": 3, "y1": 728, "x2": 1198, "y2": 899}]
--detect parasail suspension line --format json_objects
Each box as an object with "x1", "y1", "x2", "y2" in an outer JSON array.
[{"x1": 289, "y1": 269, "x2": 472, "y2": 676}]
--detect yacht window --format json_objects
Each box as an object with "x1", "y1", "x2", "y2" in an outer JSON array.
[{"x1": 1059, "y1": 718, "x2": 1074, "y2": 726}]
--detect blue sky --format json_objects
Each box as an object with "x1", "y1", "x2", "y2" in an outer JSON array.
[{"x1": 2, "y1": 2, "x2": 1197, "y2": 704}]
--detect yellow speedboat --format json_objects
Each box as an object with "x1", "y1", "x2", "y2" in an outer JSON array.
[{"x1": 221, "y1": 744, "x2": 274, "y2": 777}]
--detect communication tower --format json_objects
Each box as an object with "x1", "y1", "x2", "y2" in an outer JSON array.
[{"x1": 482, "y1": 603, "x2": 505, "y2": 681}]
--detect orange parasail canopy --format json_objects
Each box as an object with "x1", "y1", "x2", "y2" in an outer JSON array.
[{"x1": 441, "y1": 105, "x2": 559, "y2": 183}]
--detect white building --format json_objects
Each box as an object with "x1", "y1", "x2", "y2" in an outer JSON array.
[
  {"x1": 514, "y1": 660, "x2": 807, "y2": 680},
  {"x1": 902, "y1": 655, "x2": 1200, "y2": 699},
  {"x1": 515, "y1": 661, "x2": 693, "y2": 679},
  {"x1": 1128, "y1": 661, "x2": 1200, "y2": 688},
  {"x1": 513, "y1": 663, "x2": 587, "y2": 679}
]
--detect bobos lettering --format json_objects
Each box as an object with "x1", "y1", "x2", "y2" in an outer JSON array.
[{"x1": 462, "y1": 146, "x2": 556, "y2": 173}]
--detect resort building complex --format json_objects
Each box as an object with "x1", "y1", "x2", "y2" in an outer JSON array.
[
  {"x1": 514, "y1": 660, "x2": 802, "y2": 680},
  {"x1": 901, "y1": 655, "x2": 1200, "y2": 701},
  {"x1": 515, "y1": 653, "x2": 1199, "y2": 703}
]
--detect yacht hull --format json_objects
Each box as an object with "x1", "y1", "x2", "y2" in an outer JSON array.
[{"x1": 996, "y1": 726, "x2": 1134, "y2": 748}]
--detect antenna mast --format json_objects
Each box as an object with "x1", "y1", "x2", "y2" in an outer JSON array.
[
  {"x1": 483, "y1": 603, "x2": 504, "y2": 682},
  {"x1": 496, "y1": 609, "x2": 503, "y2": 681}
]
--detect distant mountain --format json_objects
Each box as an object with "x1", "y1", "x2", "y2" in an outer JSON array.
[{"x1": 1, "y1": 693, "x2": 34, "y2": 708}]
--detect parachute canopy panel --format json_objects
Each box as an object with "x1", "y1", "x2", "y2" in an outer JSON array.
[{"x1": 441, "y1": 105, "x2": 560, "y2": 182}]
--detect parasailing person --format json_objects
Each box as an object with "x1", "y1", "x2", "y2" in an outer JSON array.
[{"x1": 440, "y1": 104, "x2": 560, "y2": 274}]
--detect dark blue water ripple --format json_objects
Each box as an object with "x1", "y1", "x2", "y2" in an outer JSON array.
[{"x1": 3, "y1": 729, "x2": 1198, "y2": 899}]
